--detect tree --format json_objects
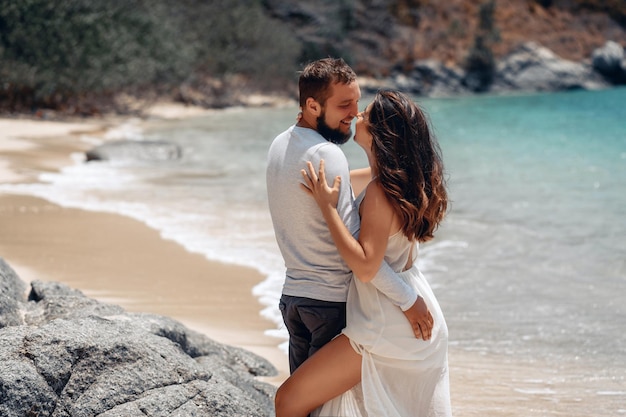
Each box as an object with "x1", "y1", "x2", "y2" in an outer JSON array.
[{"x1": 0, "y1": 0, "x2": 301, "y2": 112}]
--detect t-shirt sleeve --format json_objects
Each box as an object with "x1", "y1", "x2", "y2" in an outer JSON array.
[{"x1": 310, "y1": 144, "x2": 356, "y2": 232}]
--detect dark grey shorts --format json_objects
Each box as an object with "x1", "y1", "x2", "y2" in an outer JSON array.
[{"x1": 279, "y1": 294, "x2": 347, "y2": 373}]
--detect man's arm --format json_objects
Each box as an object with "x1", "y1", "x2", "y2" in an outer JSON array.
[{"x1": 370, "y1": 262, "x2": 433, "y2": 340}]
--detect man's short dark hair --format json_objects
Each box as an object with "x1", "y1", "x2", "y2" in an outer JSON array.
[{"x1": 298, "y1": 58, "x2": 356, "y2": 107}]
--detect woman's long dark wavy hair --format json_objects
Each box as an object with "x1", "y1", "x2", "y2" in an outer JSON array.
[{"x1": 368, "y1": 90, "x2": 448, "y2": 243}]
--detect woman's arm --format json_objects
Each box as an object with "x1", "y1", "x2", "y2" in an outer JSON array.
[{"x1": 302, "y1": 160, "x2": 393, "y2": 282}]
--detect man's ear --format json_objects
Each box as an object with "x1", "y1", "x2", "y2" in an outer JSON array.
[{"x1": 305, "y1": 97, "x2": 322, "y2": 117}]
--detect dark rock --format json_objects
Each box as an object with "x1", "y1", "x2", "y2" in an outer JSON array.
[
  {"x1": 85, "y1": 140, "x2": 182, "y2": 162},
  {"x1": 0, "y1": 257, "x2": 277, "y2": 417},
  {"x1": 409, "y1": 60, "x2": 467, "y2": 97},
  {"x1": 362, "y1": 41, "x2": 621, "y2": 98},
  {"x1": 360, "y1": 60, "x2": 469, "y2": 98},
  {"x1": 592, "y1": 40, "x2": 626, "y2": 84}
]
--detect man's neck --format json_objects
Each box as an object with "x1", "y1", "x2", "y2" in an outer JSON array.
[{"x1": 296, "y1": 114, "x2": 317, "y2": 131}]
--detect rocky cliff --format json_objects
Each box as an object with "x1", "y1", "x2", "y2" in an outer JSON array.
[
  {"x1": 262, "y1": 0, "x2": 626, "y2": 97},
  {"x1": 265, "y1": 0, "x2": 626, "y2": 74}
]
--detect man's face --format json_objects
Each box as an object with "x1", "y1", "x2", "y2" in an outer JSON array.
[{"x1": 317, "y1": 81, "x2": 361, "y2": 145}]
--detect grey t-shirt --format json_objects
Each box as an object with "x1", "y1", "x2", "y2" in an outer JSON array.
[{"x1": 267, "y1": 125, "x2": 357, "y2": 302}]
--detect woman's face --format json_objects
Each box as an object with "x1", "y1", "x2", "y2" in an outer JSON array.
[{"x1": 354, "y1": 103, "x2": 374, "y2": 152}]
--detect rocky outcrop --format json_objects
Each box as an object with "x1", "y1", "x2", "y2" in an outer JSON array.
[
  {"x1": 400, "y1": 60, "x2": 468, "y2": 98},
  {"x1": 85, "y1": 140, "x2": 182, "y2": 162},
  {"x1": 361, "y1": 41, "x2": 621, "y2": 98},
  {"x1": 492, "y1": 42, "x2": 609, "y2": 92},
  {"x1": 592, "y1": 40, "x2": 626, "y2": 84},
  {"x1": 0, "y1": 258, "x2": 277, "y2": 417}
]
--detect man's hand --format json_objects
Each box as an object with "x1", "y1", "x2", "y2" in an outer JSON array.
[{"x1": 402, "y1": 296, "x2": 434, "y2": 340}]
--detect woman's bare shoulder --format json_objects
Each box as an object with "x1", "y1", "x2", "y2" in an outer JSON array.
[
  {"x1": 361, "y1": 180, "x2": 401, "y2": 235},
  {"x1": 361, "y1": 179, "x2": 393, "y2": 213}
]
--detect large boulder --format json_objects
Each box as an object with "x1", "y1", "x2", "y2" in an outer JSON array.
[
  {"x1": 493, "y1": 42, "x2": 609, "y2": 92},
  {"x1": 406, "y1": 60, "x2": 467, "y2": 97},
  {"x1": 360, "y1": 60, "x2": 468, "y2": 98},
  {"x1": 592, "y1": 40, "x2": 626, "y2": 84},
  {"x1": 0, "y1": 258, "x2": 277, "y2": 417}
]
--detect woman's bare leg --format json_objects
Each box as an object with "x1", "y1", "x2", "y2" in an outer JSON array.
[{"x1": 275, "y1": 334, "x2": 361, "y2": 417}]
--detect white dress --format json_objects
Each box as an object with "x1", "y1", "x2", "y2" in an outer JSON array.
[{"x1": 314, "y1": 214, "x2": 452, "y2": 416}]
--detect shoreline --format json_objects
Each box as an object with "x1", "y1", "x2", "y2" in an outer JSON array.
[{"x1": 0, "y1": 109, "x2": 289, "y2": 385}]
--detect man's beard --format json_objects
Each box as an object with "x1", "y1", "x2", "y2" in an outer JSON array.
[{"x1": 317, "y1": 112, "x2": 351, "y2": 145}]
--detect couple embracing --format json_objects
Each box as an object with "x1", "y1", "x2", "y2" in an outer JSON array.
[{"x1": 266, "y1": 58, "x2": 451, "y2": 417}]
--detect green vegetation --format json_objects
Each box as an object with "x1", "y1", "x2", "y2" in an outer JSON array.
[{"x1": 0, "y1": 0, "x2": 301, "y2": 113}]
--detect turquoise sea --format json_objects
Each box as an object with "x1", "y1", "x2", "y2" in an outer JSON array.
[{"x1": 2, "y1": 87, "x2": 625, "y2": 415}]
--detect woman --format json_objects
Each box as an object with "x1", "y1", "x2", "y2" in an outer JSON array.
[{"x1": 274, "y1": 90, "x2": 451, "y2": 417}]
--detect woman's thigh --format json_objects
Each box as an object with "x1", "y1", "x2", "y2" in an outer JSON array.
[{"x1": 275, "y1": 334, "x2": 362, "y2": 416}]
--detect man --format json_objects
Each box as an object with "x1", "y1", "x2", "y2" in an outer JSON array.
[{"x1": 266, "y1": 58, "x2": 424, "y2": 373}]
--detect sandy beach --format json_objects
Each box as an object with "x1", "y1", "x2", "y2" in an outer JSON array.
[{"x1": 0, "y1": 111, "x2": 290, "y2": 386}]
